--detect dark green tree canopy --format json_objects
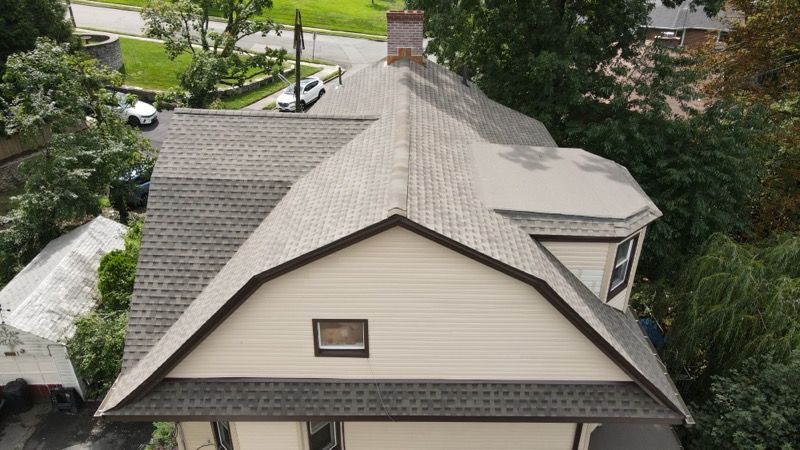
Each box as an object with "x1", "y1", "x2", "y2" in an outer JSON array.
[{"x1": 0, "y1": 0, "x2": 72, "y2": 70}]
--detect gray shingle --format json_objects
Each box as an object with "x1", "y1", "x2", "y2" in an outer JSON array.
[
  {"x1": 103, "y1": 61, "x2": 689, "y2": 423},
  {"x1": 105, "y1": 379, "x2": 682, "y2": 423},
  {"x1": 123, "y1": 111, "x2": 374, "y2": 368}
]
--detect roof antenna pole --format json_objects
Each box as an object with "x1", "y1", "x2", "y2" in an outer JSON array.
[{"x1": 293, "y1": 9, "x2": 305, "y2": 113}]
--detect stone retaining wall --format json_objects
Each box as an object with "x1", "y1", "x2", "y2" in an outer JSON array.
[{"x1": 80, "y1": 32, "x2": 123, "y2": 70}]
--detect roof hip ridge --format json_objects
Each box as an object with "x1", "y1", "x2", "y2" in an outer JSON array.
[{"x1": 385, "y1": 64, "x2": 412, "y2": 217}]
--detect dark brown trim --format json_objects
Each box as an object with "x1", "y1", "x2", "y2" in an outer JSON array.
[
  {"x1": 532, "y1": 234, "x2": 624, "y2": 243},
  {"x1": 572, "y1": 423, "x2": 584, "y2": 450},
  {"x1": 606, "y1": 234, "x2": 639, "y2": 300},
  {"x1": 109, "y1": 215, "x2": 684, "y2": 422},
  {"x1": 105, "y1": 413, "x2": 684, "y2": 425},
  {"x1": 312, "y1": 319, "x2": 369, "y2": 358}
]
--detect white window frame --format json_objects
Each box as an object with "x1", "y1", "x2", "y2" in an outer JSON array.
[{"x1": 608, "y1": 235, "x2": 639, "y2": 298}]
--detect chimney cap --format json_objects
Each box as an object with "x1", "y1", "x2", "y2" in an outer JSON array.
[{"x1": 387, "y1": 10, "x2": 424, "y2": 16}]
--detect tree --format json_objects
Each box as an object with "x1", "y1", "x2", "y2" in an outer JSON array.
[
  {"x1": 685, "y1": 352, "x2": 800, "y2": 450},
  {"x1": 0, "y1": 0, "x2": 72, "y2": 72},
  {"x1": 665, "y1": 233, "x2": 800, "y2": 394},
  {"x1": 97, "y1": 220, "x2": 143, "y2": 311},
  {"x1": 142, "y1": 0, "x2": 287, "y2": 107},
  {"x1": 66, "y1": 311, "x2": 128, "y2": 397},
  {"x1": 0, "y1": 39, "x2": 153, "y2": 284},
  {"x1": 697, "y1": 0, "x2": 800, "y2": 238}
]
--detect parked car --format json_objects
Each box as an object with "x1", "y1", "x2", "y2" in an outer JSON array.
[
  {"x1": 123, "y1": 167, "x2": 151, "y2": 207},
  {"x1": 115, "y1": 92, "x2": 158, "y2": 126},
  {"x1": 276, "y1": 77, "x2": 325, "y2": 112}
]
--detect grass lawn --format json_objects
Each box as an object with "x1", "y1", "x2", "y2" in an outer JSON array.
[
  {"x1": 219, "y1": 64, "x2": 320, "y2": 109},
  {"x1": 0, "y1": 184, "x2": 24, "y2": 216},
  {"x1": 119, "y1": 37, "x2": 190, "y2": 90},
  {"x1": 119, "y1": 37, "x2": 282, "y2": 90},
  {"x1": 89, "y1": 0, "x2": 404, "y2": 35}
]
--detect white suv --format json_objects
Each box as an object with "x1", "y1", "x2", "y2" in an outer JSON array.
[{"x1": 276, "y1": 77, "x2": 325, "y2": 112}]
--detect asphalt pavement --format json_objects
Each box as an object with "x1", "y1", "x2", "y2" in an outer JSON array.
[{"x1": 71, "y1": 3, "x2": 386, "y2": 71}]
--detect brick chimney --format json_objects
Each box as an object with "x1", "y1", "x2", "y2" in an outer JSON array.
[{"x1": 387, "y1": 10, "x2": 425, "y2": 65}]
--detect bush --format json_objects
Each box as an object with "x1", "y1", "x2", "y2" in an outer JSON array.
[
  {"x1": 145, "y1": 422, "x2": 178, "y2": 450},
  {"x1": 686, "y1": 353, "x2": 800, "y2": 450},
  {"x1": 97, "y1": 250, "x2": 136, "y2": 311},
  {"x1": 66, "y1": 311, "x2": 127, "y2": 397}
]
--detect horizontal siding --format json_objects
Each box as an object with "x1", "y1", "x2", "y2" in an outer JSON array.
[
  {"x1": 233, "y1": 422, "x2": 302, "y2": 450},
  {"x1": 177, "y1": 422, "x2": 214, "y2": 450},
  {"x1": 169, "y1": 227, "x2": 629, "y2": 381},
  {"x1": 541, "y1": 241, "x2": 611, "y2": 297},
  {"x1": 345, "y1": 422, "x2": 576, "y2": 450}
]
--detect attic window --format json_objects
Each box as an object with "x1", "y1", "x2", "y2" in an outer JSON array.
[
  {"x1": 313, "y1": 319, "x2": 369, "y2": 357},
  {"x1": 608, "y1": 235, "x2": 639, "y2": 298}
]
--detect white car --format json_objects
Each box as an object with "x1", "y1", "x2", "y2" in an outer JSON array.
[
  {"x1": 276, "y1": 77, "x2": 325, "y2": 112},
  {"x1": 115, "y1": 92, "x2": 158, "y2": 126}
]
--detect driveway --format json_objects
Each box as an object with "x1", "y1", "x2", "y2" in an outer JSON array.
[
  {"x1": 0, "y1": 401, "x2": 152, "y2": 450},
  {"x1": 139, "y1": 110, "x2": 172, "y2": 150},
  {"x1": 71, "y1": 3, "x2": 386, "y2": 71}
]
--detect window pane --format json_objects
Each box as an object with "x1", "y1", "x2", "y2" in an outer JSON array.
[
  {"x1": 214, "y1": 422, "x2": 234, "y2": 450},
  {"x1": 309, "y1": 422, "x2": 337, "y2": 450},
  {"x1": 318, "y1": 321, "x2": 365, "y2": 349},
  {"x1": 610, "y1": 262, "x2": 628, "y2": 289},
  {"x1": 614, "y1": 240, "x2": 633, "y2": 266}
]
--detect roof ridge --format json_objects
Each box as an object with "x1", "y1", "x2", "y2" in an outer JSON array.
[
  {"x1": 173, "y1": 108, "x2": 379, "y2": 121},
  {"x1": 386, "y1": 64, "x2": 412, "y2": 216}
]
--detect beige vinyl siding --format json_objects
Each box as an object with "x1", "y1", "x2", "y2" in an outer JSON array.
[
  {"x1": 177, "y1": 422, "x2": 214, "y2": 450},
  {"x1": 170, "y1": 227, "x2": 629, "y2": 381},
  {"x1": 344, "y1": 422, "x2": 576, "y2": 450},
  {"x1": 541, "y1": 241, "x2": 611, "y2": 298},
  {"x1": 233, "y1": 422, "x2": 304, "y2": 450}
]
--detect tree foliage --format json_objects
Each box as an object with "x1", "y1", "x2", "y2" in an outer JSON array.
[
  {"x1": 98, "y1": 220, "x2": 143, "y2": 311},
  {"x1": 666, "y1": 233, "x2": 800, "y2": 392},
  {"x1": 142, "y1": 0, "x2": 287, "y2": 107},
  {"x1": 0, "y1": 0, "x2": 72, "y2": 72},
  {"x1": 686, "y1": 353, "x2": 800, "y2": 450},
  {"x1": 66, "y1": 311, "x2": 128, "y2": 398},
  {"x1": 0, "y1": 39, "x2": 153, "y2": 285},
  {"x1": 696, "y1": 0, "x2": 800, "y2": 238}
]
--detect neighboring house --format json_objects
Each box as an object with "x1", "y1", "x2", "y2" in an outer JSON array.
[
  {"x1": 99, "y1": 10, "x2": 691, "y2": 450},
  {"x1": 646, "y1": 0, "x2": 736, "y2": 49},
  {"x1": 0, "y1": 216, "x2": 126, "y2": 398}
]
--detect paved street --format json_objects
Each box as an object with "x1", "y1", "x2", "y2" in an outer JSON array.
[{"x1": 71, "y1": 3, "x2": 386, "y2": 71}]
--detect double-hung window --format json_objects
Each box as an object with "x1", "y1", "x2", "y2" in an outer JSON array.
[
  {"x1": 213, "y1": 421, "x2": 234, "y2": 450},
  {"x1": 608, "y1": 235, "x2": 639, "y2": 298}
]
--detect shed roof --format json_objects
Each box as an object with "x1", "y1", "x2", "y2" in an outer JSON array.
[
  {"x1": 0, "y1": 216, "x2": 126, "y2": 342},
  {"x1": 101, "y1": 60, "x2": 689, "y2": 423}
]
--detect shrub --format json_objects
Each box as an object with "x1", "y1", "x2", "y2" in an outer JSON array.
[{"x1": 66, "y1": 311, "x2": 127, "y2": 397}]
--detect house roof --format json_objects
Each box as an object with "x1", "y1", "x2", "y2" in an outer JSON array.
[
  {"x1": 104, "y1": 379, "x2": 683, "y2": 424},
  {"x1": 648, "y1": 0, "x2": 731, "y2": 31},
  {"x1": 471, "y1": 144, "x2": 661, "y2": 237},
  {"x1": 101, "y1": 60, "x2": 689, "y2": 423},
  {"x1": 0, "y1": 216, "x2": 126, "y2": 342}
]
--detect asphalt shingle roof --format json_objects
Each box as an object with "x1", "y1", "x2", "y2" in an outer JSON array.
[
  {"x1": 0, "y1": 216, "x2": 126, "y2": 342},
  {"x1": 105, "y1": 379, "x2": 682, "y2": 423},
  {"x1": 102, "y1": 60, "x2": 689, "y2": 423},
  {"x1": 648, "y1": 0, "x2": 731, "y2": 31},
  {"x1": 123, "y1": 111, "x2": 375, "y2": 368}
]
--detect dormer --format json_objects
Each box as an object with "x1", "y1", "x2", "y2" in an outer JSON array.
[{"x1": 470, "y1": 144, "x2": 661, "y2": 310}]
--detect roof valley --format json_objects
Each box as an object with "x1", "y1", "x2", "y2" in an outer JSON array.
[{"x1": 385, "y1": 63, "x2": 412, "y2": 217}]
